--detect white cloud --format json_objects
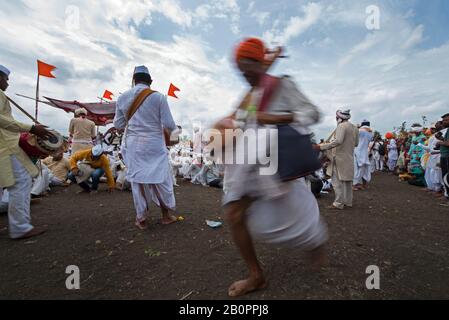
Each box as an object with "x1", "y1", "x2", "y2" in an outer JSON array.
[
  {"x1": 2, "y1": 0, "x2": 448, "y2": 142},
  {"x1": 0, "y1": 0, "x2": 242, "y2": 136},
  {"x1": 263, "y1": 2, "x2": 322, "y2": 44},
  {"x1": 402, "y1": 25, "x2": 424, "y2": 50}
]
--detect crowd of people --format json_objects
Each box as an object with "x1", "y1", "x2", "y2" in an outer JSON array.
[{"x1": 1, "y1": 37, "x2": 448, "y2": 297}]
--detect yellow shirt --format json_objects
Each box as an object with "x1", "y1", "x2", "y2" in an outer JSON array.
[
  {"x1": 69, "y1": 117, "x2": 96, "y2": 142},
  {"x1": 42, "y1": 156, "x2": 71, "y2": 182},
  {"x1": 0, "y1": 90, "x2": 38, "y2": 187},
  {"x1": 70, "y1": 149, "x2": 115, "y2": 188}
]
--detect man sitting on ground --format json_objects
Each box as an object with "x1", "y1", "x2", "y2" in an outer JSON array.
[
  {"x1": 42, "y1": 152, "x2": 71, "y2": 186},
  {"x1": 68, "y1": 145, "x2": 115, "y2": 194}
]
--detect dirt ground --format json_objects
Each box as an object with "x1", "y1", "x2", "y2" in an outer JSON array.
[{"x1": 1, "y1": 172, "x2": 448, "y2": 300}]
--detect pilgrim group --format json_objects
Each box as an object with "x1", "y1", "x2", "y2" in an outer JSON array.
[{"x1": 1, "y1": 37, "x2": 449, "y2": 297}]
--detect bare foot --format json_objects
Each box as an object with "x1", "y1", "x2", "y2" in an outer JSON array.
[
  {"x1": 135, "y1": 220, "x2": 148, "y2": 230},
  {"x1": 228, "y1": 276, "x2": 267, "y2": 297},
  {"x1": 308, "y1": 245, "x2": 328, "y2": 272},
  {"x1": 161, "y1": 215, "x2": 178, "y2": 225}
]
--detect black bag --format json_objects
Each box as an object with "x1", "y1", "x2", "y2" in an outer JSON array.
[
  {"x1": 277, "y1": 124, "x2": 322, "y2": 181},
  {"x1": 256, "y1": 75, "x2": 321, "y2": 182},
  {"x1": 379, "y1": 143, "x2": 386, "y2": 156}
]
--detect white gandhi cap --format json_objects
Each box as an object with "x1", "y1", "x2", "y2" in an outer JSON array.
[
  {"x1": 0, "y1": 65, "x2": 11, "y2": 77},
  {"x1": 134, "y1": 65, "x2": 150, "y2": 75}
]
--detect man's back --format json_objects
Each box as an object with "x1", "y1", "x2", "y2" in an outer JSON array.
[
  {"x1": 336, "y1": 121, "x2": 358, "y2": 155},
  {"x1": 69, "y1": 118, "x2": 95, "y2": 141},
  {"x1": 115, "y1": 84, "x2": 176, "y2": 141}
]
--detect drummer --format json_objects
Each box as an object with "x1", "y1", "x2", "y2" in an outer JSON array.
[
  {"x1": 68, "y1": 145, "x2": 115, "y2": 194},
  {"x1": 0, "y1": 65, "x2": 54, "y2": 239}
]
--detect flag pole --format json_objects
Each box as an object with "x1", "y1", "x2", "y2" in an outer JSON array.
[{"x1": 35, "y1": 74, "x2": 40, "y2": 121}]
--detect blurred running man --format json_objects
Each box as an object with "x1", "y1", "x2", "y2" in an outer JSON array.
[{"x1": 214, "y1": 38, "x2": 328, "y2": 297}]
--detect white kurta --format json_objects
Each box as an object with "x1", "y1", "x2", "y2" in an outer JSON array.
[
  {"x1": 354, "y1": 129, "x2": 373, "y2": 184},
  {"x1": 114, "y1": 84, "x2": 177, "y2": 220},
  {"x1": 421, "y1": 136, "x2": 442, "y2": 191},
  {"x1": 387, "y1": 139, "x2": 398, "y2": 171}
]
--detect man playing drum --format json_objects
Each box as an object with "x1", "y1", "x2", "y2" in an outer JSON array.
[{"x1": 0, "y1": 65, "x2": 54, "y2": 239}]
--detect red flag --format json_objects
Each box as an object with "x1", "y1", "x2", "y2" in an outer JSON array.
[
  {"x1": 37, "y1": 60, "x2": 56, "y2": 78},
  {"x1": 167, "y1": 83, "x2": 180, "y2": 98},
  {"x1": 103, "y1": 90, "x2": 114, "y2": 100}
]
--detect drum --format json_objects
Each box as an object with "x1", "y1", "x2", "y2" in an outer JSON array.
[{"x1": 19, "y1": 130, "x2": 63, "y2": 159}]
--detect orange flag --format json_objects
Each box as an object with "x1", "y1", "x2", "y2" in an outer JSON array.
[
  {"x1": 103, "y1": 90, "x2": 114, "y2": 100},
  {"x1": 167, "y1": 83, "x2": 180, "y2": 98},
  {"x1": 37, "y1": 60, "x2": 56, "y2": 78}
]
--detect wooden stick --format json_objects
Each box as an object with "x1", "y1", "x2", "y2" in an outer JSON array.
[
  {"x1": 35, "y1": 74, "x2": 40, "y2": 121},
  {"x1": 6, "y1": 96, "x2": 40, "y2": 124}
]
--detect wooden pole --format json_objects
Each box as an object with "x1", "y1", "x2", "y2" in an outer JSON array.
[{"x1": 35, "y1": 74, "x2": 40, "y2": 121}]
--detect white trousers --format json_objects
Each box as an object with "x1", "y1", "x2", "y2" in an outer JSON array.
[
  {"x1": 6, "y1": 156, "x2": 33, "y2": 238},
  {"x1": 332, "y1": 167, "x2": 353, "y2": 209},
  {"x1": 131, "y1": 177, "x2": 176, "y2": 222},
  {"x1": 354, "y1": 164, "x2": 371, "y2": 185},
  {"x1": 375, "y1": 158, "x2": 384, "y2": 171}
]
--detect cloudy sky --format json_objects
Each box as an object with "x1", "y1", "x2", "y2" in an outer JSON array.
[{"x1": 1, "y1": 0, "x2": 448, "y2": 138}]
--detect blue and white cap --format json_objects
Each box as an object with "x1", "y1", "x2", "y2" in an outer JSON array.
[
  {"x1": 134, "y1": 65, "x2": 150, "y2": 76},
  {"x1": 0, "y1": 65, "x2": 10, "y2": 78},
  {"x1": 92, "y1": 145, "x2": 104, "y2": 157}
]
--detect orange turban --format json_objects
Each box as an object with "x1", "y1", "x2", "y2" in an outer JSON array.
[
  {"x1": 385, "y1": 132, "x2": 394, "y2": 139},
  {"x1": 235, "y1": 38, "x2": 265, "y2": 63}
]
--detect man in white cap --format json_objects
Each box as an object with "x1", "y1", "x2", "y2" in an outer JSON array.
[
  {"x1": 69, "y1": 107, "x2": 96, "y2": 154},
  {"x1": 0, "y1": 65, "x2": 54, "y2": 239},
  {"x1": 114, "y1": 65, "x2": 178, "y2": 230},
  {"x1": 68, "y1": 145, "x2": 115, "y2": 193},
  {"x1": 317, "y1": 109, "x2": 359, "y2": 210},
  {"x1": 353, "y1": 120, "x2": 374, "y2": 190}
]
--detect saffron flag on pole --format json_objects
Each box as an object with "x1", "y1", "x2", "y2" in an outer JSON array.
[
  {"x1": 103, "y1": 90, "x2": 114, "y2": 100},
  {"x1": 37, "y1": 60, "x2": 57, "y2": 78},
  {"x1": 167, "y1": 83, "x2": 180, "y2": 99}
]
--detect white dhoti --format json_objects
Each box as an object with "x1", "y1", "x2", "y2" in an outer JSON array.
[
  {"x1": 224, "y1": 162, "x2": 327, "y2": 250},
  {"x1": 31, "y1": 165, "x2": 50, "y2": 196},
  {"x1": 122, "y1": 136, "x2": 177, "y2": 222},
  {"x1": 354, "y1": 164, "x2": 371, "y2": 185},
  {"x1": 424, "y1": 155, "x2": 443, "y2": 192},
  {"x1": 131, "y1": 178, "x2": 176, "y2": 223},
  {"x1": 6, "y1": 156, "x2": 34, "y2": 238},
  {"x1": 387, "y1": 158, "x2": 397, "y2": 171},
  {"x1": 245, "y1": 179, "x2": 328, "y2": 249}
]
